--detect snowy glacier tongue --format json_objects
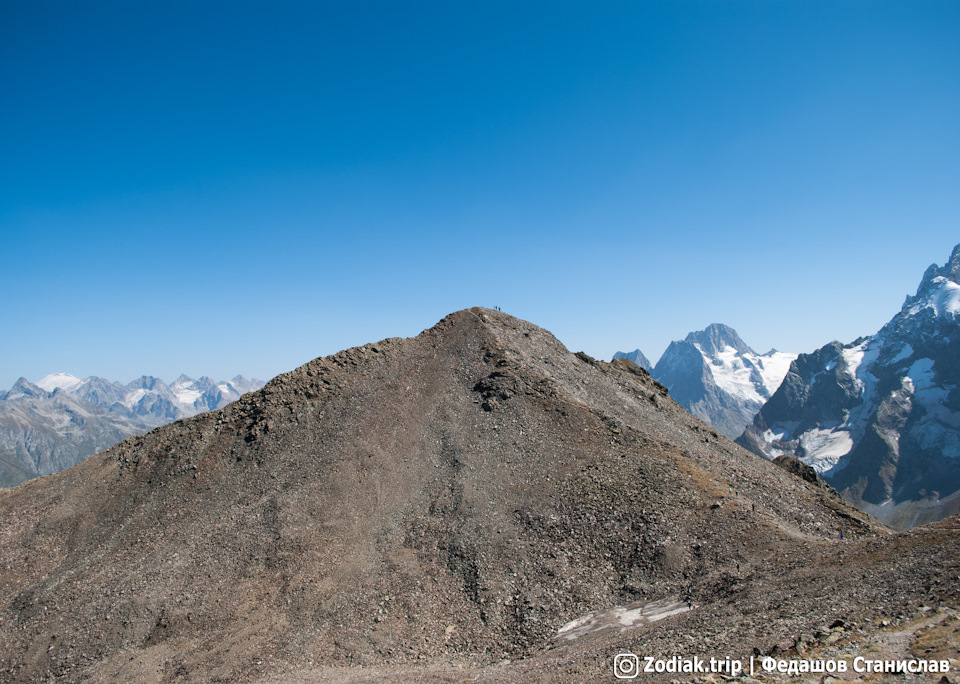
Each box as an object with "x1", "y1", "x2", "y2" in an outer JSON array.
[{"x1": 840, "y1": 342, "x2": 866, "y2": 378}]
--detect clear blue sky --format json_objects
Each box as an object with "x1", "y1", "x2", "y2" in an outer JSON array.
[{"x1": 2, "y1": 1, "x2": 958, "y2": 389}]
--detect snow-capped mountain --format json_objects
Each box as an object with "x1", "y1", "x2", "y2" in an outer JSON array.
[
  {"x1": 34, "y1": 372, "x2": 85, "y2": 393},
  {"x1": 0, "y1": 373, "x2": 264, "y2": 487},
  {"x1": 649, "y1": 324, "x2": 796, "y2": 439},
  {"x1": 738, "y1": 243, "x2": 960, "y2": 529},
  {"x1": 611, "y1": 348, "x2": 651, "y2": 370}
]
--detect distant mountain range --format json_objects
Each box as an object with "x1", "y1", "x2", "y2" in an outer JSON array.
[
  {"x1": 614, "y1": 325, "x2": 796, "y2": 439},
  {"x1": 739, "y1": 244, "x2": 960, "y2": 529},
  {"x1": 0, "y1": 373, "x2": 263, "y2": 487}
]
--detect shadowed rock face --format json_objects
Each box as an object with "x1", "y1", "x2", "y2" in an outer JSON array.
[{"x1": 0, "y1": 308, "x2": 956, "y2": 684}]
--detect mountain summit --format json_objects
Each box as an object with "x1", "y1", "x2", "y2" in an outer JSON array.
[
  {"x1": 739, "y1": 243, "x2": 960, "y2": 529},
  {"x1": 682, "y1": 323, "x2": 754, "y2": 357},
  {"x1": 3, "y1": 308, "x2": 955, "y2": 682},
  {"x1": 650, "y1": 324, "x2": 796, "y2": 439}
]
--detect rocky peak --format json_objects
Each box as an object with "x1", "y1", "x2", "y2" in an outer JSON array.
[
  {"x1": 944, "y1": 242, "x2": 960, "y2": 283},
  {"x1": 5, "y1": 377, "x2": 47, "y2": 400},
  {"x1": 193, "y1": 376, "x2": 220, "y2": 392},
  {"x1": 684, "y1": 323, "x2": 754, "y2": 357},
  {"x1": 127, "y1": 375, "x2": 170, "y2": 391},
  {"x1": 903, "y1": 242, "x2": 960, "y2": 313}
]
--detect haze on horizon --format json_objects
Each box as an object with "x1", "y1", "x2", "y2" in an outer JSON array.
[{"x1": 2, "y1": 1, "x2": 958, "y2": 390}]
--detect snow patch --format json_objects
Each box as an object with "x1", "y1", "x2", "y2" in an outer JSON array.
[
  {"x1": 797, "y1": 428, "x2": 854, "y2": 472},
  {"x1": 174, "y1": 389, "x2": 202, "y2": 405},
  {"x1": 708, "y1": 346, "x2": 764, "y2": 404},
  {"x1": 904, "y1": 357, "x2": 960, "y2": 457},
  {"x1": 841, "y1": 342, "x2": 867, "y2": 379},
  {"x1": 890, "y1": 343, "x2": 914, "y2": 364},
  {"x1": 842, "y1": 338, "x2": 881, "y2": 414},
  {"x1": 123, "y1": 388, "x2": 147, "y2": 408},
  {"x1": 762, "y1": 429, "x2": 785, "y2": 444},
  {"x1": 556, "y1": 599, "x2": 693, "y2": 641},
  {"x1": 907, "y1": 358, "x2": 936, "y2": 391}
]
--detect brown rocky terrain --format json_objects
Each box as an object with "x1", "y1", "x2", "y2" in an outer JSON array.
[{"x1": 0, "y1": 308, "x2": 956, "y2": 683}]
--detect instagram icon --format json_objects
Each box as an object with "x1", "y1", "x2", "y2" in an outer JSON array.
[{"x1": 614, "y1": 653, "x2": 640, "y2": 679}]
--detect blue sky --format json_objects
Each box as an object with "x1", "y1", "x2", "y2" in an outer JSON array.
[{"x1": 2, "y1": 1, "x2": 959, "y2": 388}]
